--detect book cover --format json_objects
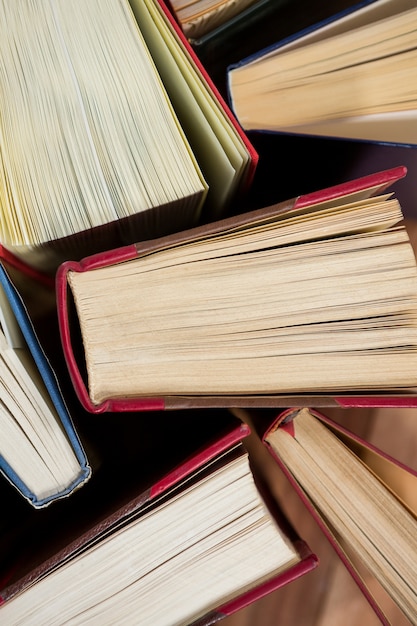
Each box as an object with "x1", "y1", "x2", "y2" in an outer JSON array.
[
  {"x1": 225, "y1": 0, "x2": 417, "y2": 223},
  {"x1": 55, "y1": 166, "x2": 417, "y2": 412},
  {"x1": 0, "y1": 263, "x2": 91, "y2": 508}
]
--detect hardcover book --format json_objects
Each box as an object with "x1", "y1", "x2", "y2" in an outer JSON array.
[
  {"x1": 0, "y1": 263, "x2": 90, "y2": 508},
  {"x1": 214, "y1": 0, "x2": 417, "y2": 223},
  {"x1": 0, "y1": 415, "x2": 317, "y2": 625},
  {"x1": 56, "y1": 167, "x2": 417, "y2": 412},
  {"x1": 254, "y1": 406, "x2": 417, "y2": 624},
  {"x1": 0, "y1": 0, "x2": 256, "y2": 273},
  {"x1": 227, "y1": 0, "x2": 416, "y2": 146}
]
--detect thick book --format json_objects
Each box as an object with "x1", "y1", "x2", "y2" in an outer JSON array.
[
  {"x1": 254, "y1": 406, "x2": 417, "y2": 625},
  {"x1": 0, "y1": 417, "x2": 317, "y2": 625},
  {"x1": 0, "y1": 0, "x2": 256, "y2": 274},
  {"x1": 227, "y1": 0, "x2": 416, "y2": 146},
  {"x1": 56, "y1": 166, "x2": 417, "y2": 412},
  {"x1": 0, "y1": 263, "x2": 90, "y2": 508}
]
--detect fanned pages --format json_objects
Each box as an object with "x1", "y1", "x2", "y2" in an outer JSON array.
[
  {"x1": 0, "y1": 428, "x2": 317, "y2": 626},
  {"x1": 227, "y1": 0, "x2": 417, "y2": 145},
  {"x1": 263, "y1": 408, "x2": 417, "y2": 624},
  {"x1": 0, "y1": 265, "x2": 90, "y2": 507},
  {"x1": 0, "y1": 0, "x2": 254, "y2": 272},
  {"x1": 56, "y1": 167, "x2": 417, "y2": 411}
]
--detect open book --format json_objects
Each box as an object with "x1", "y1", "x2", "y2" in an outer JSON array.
[
  {"x1": 56, "y1": 167, "x2": 417, "y2": 412},
  {"x1": 0, "y1": 0, "x2": 255, "y2": 273},
  {"x1": 0, "y1": 418, "x2": 317, "y2": 625},
  {"x1": 0, "y1": 264, "x2": 90, "y2": 508},
  {"x1": 227, "y1": 0, "x2": 417, "y2": 146},
  {"x1": 253, "y1": 407, "x2": 417, "y2": 624}
]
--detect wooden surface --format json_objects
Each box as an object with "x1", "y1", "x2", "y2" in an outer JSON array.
[{"x1": 223, "y1": 407, "x2": 417, "y2": 626}]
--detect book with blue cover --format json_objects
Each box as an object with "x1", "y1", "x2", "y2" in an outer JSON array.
[
  {"x1": 0, "y1": 263, "x2": 91, "y2": 508},
  {"x1": 226, "y1": 0, "x2": 417, "y2": 221},
  {"x1": 227, "y1": 0, "x2": 416, "y2": 147}
]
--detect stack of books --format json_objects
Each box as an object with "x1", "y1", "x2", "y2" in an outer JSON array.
[{"x1": 1, "y1": 0, "x2": 417, "y2": 624}]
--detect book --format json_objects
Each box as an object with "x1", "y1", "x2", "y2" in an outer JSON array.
[
  {"x1": 0, "y1": 0, "x2": 256, "y2": 274},
  {"x1": 169, "y1": 0, "x2": 261, "y2": 40},
  {"x1": 0, "y1": 415, "x2": 317, "y2": 625},
  {"x1": 56, "y1": 166, "x2": 417, "y2": 412},
  {"x1": 248, "y1": 406, "x2": 417, "y2": 624},
  {"x1": 227, "y1": 0, "x2": 417, "y2": 145},
  {"x1": 0, "y1": 263, "x2": 90, "y2": 508}
]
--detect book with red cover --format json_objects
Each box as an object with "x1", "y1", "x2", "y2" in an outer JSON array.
[
  {"x1": 0, "y1": 414, "x2": 317, "y2": 625},
  {"x1": 56, "y1": 166, "x2": 417, "y2": 413},
  {"x1": 260, "y1": 407, "x2": 417, "y2": 625}
]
